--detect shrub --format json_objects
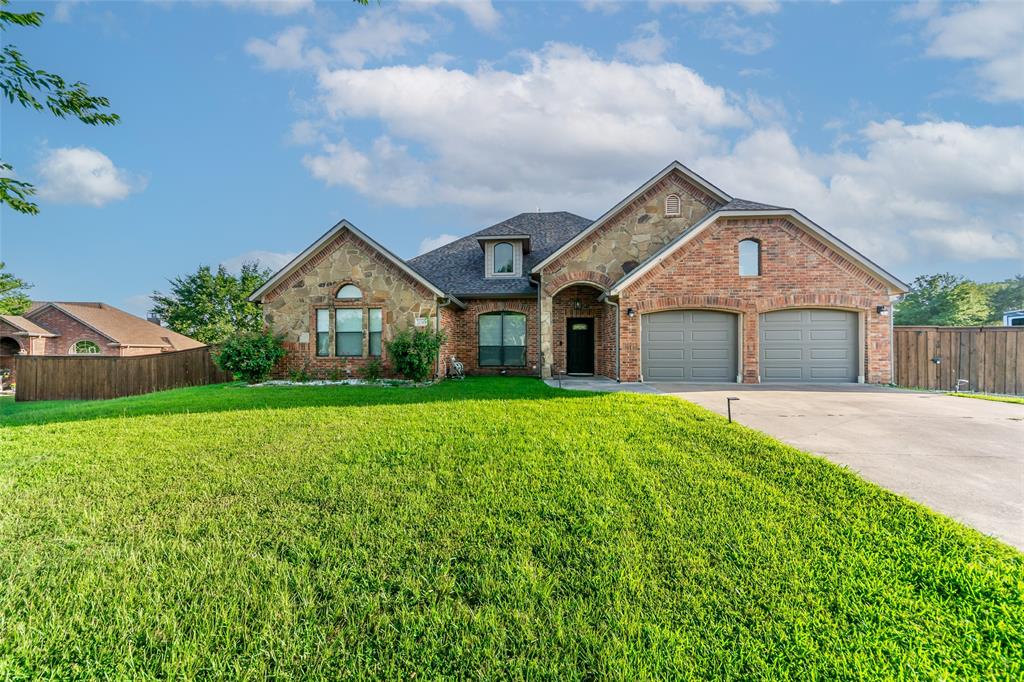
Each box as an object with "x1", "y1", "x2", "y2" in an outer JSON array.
[
  {"x1": 213, "y1": 330, "x2": 286, "y2": 384},
  {"x1": 327, "y1": 367, "x2": 348, "y2": 382},
  {"x1": 385, "y1": 328, "x2": 445, "y2": 383},
  {"x1": 360, "y1": 358, "x2": 383, "y2": 383},
  {"x1": 288, "y1": 366, "x2": 312, "y2": 383}
]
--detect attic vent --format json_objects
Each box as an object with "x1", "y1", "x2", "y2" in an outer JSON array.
[
  {"x1": 665, "y1": 193, "x2": 681, "y2": 217},
  {"x1": 622, "y1": 260, "x2": 639, "y2": 275}
]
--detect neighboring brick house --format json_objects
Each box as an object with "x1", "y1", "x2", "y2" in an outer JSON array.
[
  {"x1": 0, "y1": 302, "x2": 204, "y2": 384},
  {"x1": 250, "y1": 161, "x2": 908, "y2": 384}
]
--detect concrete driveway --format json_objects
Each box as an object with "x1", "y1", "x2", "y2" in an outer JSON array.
[{"x1": 649, "y1": 383, "x2": 1024, "y2": 550}]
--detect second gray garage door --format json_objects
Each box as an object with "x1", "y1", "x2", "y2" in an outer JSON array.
[
  {"x1": 642, "y1": 310, "x2": 737, "y2": 381},
  {"x1": 760, "y1": 309, "x2": 858, "y2": 382}
]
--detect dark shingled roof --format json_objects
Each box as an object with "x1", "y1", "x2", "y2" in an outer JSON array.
[
  {"x1": 721, "y1": 198, "x2": 785, "y2": 211},
  {"x1": 409, "y1": 212, "x2": 592, "y2": 297}
]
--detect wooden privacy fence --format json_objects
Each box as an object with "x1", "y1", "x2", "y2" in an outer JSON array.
[
  {"x1": 14, "y1": 346, "x2": 232, "y2": 401},
  {"x1": 894, "y1": 326, "x2": 1024, "y2": 395}
]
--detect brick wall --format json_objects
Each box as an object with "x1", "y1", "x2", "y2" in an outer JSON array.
[
  {"x1": 550, "y1": 285, "x2": 615, "y2": 377},
  {"x1": 27, "y1": 307, "x2": 120, "y2": 356},
  {"x1": 617, "y1": 216, "x2": 893, "y2": 383},
  {"x1": 443, "y1": 298, "x2": 538, "y2": 376}
]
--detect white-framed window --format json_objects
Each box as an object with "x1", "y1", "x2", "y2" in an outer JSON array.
[
  {"x1": 336, "y1": 284, "x2": 362, "y2": 300},
  {"x1": 70, "y1": 340, "x2": 101, "y2": 355},
  {"x1": 665, "y1": 193, "x2": 681, "y2": 217},
  {"x1": 335, "y1": 308, "x2": 363, "y2": 356},
  {"x1": 739, "y1": 239, "x2": 761, "y2": 276},
  {"x1": 479, "y1": 312, "x2": 526, "y2": 367},
  {"x1": 368, "y1": 308, "x2": 383, "y2": 356},
  {"x1": 315, "y1": 309, "x2": 330, "y2": 357},
  {"x1": 486, "y1": 241, "x2": 521, "y2": 278}
]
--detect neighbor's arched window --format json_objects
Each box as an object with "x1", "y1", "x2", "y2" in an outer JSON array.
[
  {"x1": 664, "y1": 193, "x2": 681, "y2": 217},
  {"x1": 336, "y1": 284, "x2": 362, "y2": 299},
  {"x1": 493, "y1": 242, "x2": 514, "y2": 274},
  {"x1": 739, "y1": 239, "x2": 761, "y2": 276},
  {"x1": 70, "y1": 340, "x2": 101, "y2": 355},
  {"x1": 478, "y1": 312, "x2": 526, "y2": 367}
]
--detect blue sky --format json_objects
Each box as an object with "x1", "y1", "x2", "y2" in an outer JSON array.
[{"x1": 3, "y1": 0, "x2": 1022, "y2": 315}]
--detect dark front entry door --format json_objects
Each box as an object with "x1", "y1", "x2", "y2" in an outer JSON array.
[{"x1": 566, "y1": 317, "x2": 594, "y2": 375}]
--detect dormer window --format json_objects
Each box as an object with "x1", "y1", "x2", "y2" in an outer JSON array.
[
  {"x1": 665, "y1": 193, "x2": 681, "y2": 217},
  {"x1": 336, "y1": 284, "x2": 362, "y2": 299},
  {"x1": 493, "y1": 242, "x2": 514, "y2": 274},
  {"x1": 481, "y1": 237, "x2": 527, "y2": 278}
]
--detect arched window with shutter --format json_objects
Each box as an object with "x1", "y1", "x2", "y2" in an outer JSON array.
[{"x1": 664, "y1": 193, "x2": 681, "y2": 217}]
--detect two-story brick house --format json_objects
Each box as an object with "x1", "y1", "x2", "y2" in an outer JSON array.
[{"x1": 250, "y1": 161, "x2": 908, "y2": 384}]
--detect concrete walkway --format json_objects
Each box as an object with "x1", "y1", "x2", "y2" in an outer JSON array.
[{"x1": 546, "y1": 377, "x2": 1024, "y2": 550}]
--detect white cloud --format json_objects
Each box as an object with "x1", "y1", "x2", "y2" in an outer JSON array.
[
  {"x1": 401, "y1": 0, "x2": 501, "y2": 32},
  {"x1": 221, "y1": 250, "x2": 298, "y2": 274},
  {"x1": 904, "y1": 0, "x2": 1024, "y2": 101},
  {"x1": 219, "y1": 0, "x2": 314, "y2": 16},
  {"x1": 616, "y1": 21, "x2": 670, "y2": 63},
  {"x1": 581, "y1": 0, "x2": 623, "y2": 15},
  {"x1": 702, "y1": 9, "x2": 776, "y2": 54},
  {"x1": 35, "y1": 147, "x2": 145, "y2": 207},
  {"x1": 418, "y1": 233, "x2": 459, "y2": 254},
  {"x1": 649, "y1": 0, "x2": 779, "y2": 15},
  {"x1": 306, "y1": 43, "x2": 748, "y2": 213},
  {"x1": 246, "y1": 14, "x2": 430, "y2": 71},
  {"x1": 695, "y1": 120, "x2": 1024, "y2": 263}
]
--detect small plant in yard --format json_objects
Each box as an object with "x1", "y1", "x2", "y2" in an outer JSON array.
[
  {"x1": 385, "y1": 328, "x2": 445, "y2": 383},
  {"x1": 213, "y1": 330, "x2": 286, "y2": 384},
  {"x1": 288, "y1": 361, "x2": 312, "y2": 383},
  {"x1": 360, "y1": 358, "x2": 383, "y2": 382},
  {"x1": 327, "y1": 366, "x2": 348, "y2": 382}
]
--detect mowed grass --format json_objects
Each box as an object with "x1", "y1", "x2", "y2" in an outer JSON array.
[
  {"x1": 1, "y1": 379, "x2": 1021, "y2": 679},
  {"x1": 948, "y1": 392, "x2": 1024, "y2": 405}
]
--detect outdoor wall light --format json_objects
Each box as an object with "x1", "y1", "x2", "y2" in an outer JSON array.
[
  {"x1": 627, "y1": 308, "x2": 636, "y2": 318},
  {"x1": 876, "y1": 305, "x2": 889, "y2": 315},
  {"x1": 932, "y1": 356, "x2": 942, "y2": 365},
  {"x1": 573, "y1": 298, "x2": 583, "y2": 310}
]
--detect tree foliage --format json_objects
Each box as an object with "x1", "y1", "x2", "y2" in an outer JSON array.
[
  {"x1": 386, "y1": 328, "x2": 445, "y2": 383},
  {"x1": 0, "y1": 0, "x2": 119, "y2": 215},
  {"x1": 151, "y1": 263, "x2": 270, "y2": 345},
  {"x1": 213, "y1": 330, "x2": 286, "y2": 384},
  {"x1": 0, "y1": 261, "x2": 32, "y2": 315},
  {"x1": 894, "y1": 273, "x2": 1022, "y2": 326}
]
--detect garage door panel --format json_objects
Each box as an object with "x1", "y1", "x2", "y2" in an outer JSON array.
[
  {"x1": 760, "y1": 309, "x2": 858, "y2": 383},
  {"x1": 642, "y1": 310, "x2": 737, "y2": 382}
]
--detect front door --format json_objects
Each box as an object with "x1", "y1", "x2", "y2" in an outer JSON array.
[{"x1": 566, "y1": 318, "x2": 594, "y2": 375}]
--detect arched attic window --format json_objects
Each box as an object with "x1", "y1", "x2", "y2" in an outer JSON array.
[
  {"x1": 493, "y1": 242, "x2": 514, "y2": 274},
  {"x1": 664, "y1": 193, "x2": 681, "y2": 217},
  {"x1": 70, "y1": 340, "x2": 101, "y2": 355},
  {"x1": 336, "y1": 284, "x2": 362, "y2": 300},
  {"x1": 739, "y1": 239, "x2": 761, "y2": 276}
]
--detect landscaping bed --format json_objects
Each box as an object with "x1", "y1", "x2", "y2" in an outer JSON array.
[{"x1": 0, "y1": 378, "x2": 1020, "y2": 678}]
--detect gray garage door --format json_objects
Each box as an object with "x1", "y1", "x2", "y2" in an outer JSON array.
[
  {"x1": 642, "y1": 310, "x2": 737, "y2": 381},
  {"x1": 760, "y1": 309, "x2": 858, "y2": 382}
]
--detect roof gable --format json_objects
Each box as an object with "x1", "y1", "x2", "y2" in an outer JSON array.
[
  {"x1": 531, "y1": 161, "x2": 732, "y2": 275},
  {"x1": 27, "y1": 302, "x2": 204, "y2": 348},
  {"x1": 249, "y1": 220, "x2": 454, "y2": 304},
  {"x1": 0, "y1": 314, "x2": 57, "y2": 337}
]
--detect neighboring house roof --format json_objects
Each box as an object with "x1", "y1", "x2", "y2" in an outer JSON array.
[
  {"x1": 26, "y1": 302, "x2": 205, "y2": 349},
  {"x1": 409, "y1": 212, "x2": 593, "y2": 297},
  {"x1": 607, "y1": 208, "x2": 910, "y2": 296},
  {"x1": 530, "y1": 161, "x2": 733, "y2": 275},
  {"x1": 249, "y1": 219, "x2": 458, "y2": 305},
  {"x1": 0, "y1": 315, "x2": 58, "y2": 337}
]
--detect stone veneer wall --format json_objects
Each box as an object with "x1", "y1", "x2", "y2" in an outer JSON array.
[
  {"x1": 537, "y1": 170, "x2": 723, "y2": 377},
  {"x1": 617, "y1": 216, "x2": 893, "y2": 383},
  {"x1": 261, "y1": 230, "x2": 439, "y2": 379}
]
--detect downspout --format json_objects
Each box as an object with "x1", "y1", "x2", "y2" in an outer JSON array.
[
  {"x1": 533, "y1": 274, "x2": 543, "y2": 378},
  {"x1": 600, "y1": 293, "x2": 621, "y2": 382}
]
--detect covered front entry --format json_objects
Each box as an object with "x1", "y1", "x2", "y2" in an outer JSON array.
[
  {"x1": 759, "y1": 309, "x2": 859, "y2": 382},
  {"x1": 566, "y1": 318, "x2": 594, "y2": 375},
  {"x1": 641, "y1": 310, "x2": 738, "y2": 381}
]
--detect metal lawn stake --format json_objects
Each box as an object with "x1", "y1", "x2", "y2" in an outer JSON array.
[
  {"x1": 954, "y1": 378, "x2": 969, "y2": 393},
  {"x1": 726, "y1": 397, "x2": 739, "y2": 423}
]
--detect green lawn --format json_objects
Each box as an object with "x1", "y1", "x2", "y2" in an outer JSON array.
[
  {"x1": 948, "y1": 392, "x2": 1024, "y2": 405},
  {"x1": 1, "y1": 379, "x2": 1021, "y2": 679}
]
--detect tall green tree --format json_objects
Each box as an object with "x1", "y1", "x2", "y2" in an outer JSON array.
[
  {"x1": 988, "y1": 275, "x2": 1024, "y2": 319},
  {"x1": 151, "y1": 263, "x2": 271, "y2": 344},
  {"x1": 894, "y1": 273, "x2": 992, "y2": 326},
  {"x1": 1, "y1": 0, "x2": 119, "y2": 215},
  {"x1": 0, "y1": 262, "x2": 32, "y2": 315}
]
